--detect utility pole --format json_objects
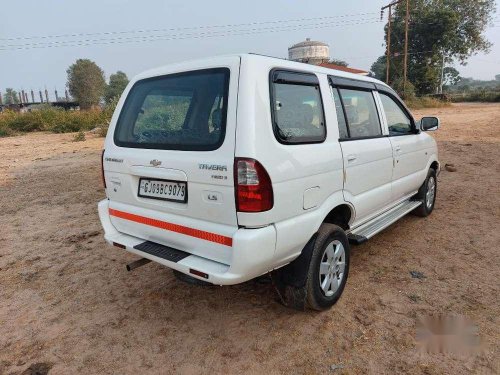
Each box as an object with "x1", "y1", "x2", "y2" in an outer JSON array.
[
  {"x1": 403, "y1": 0, "x2": 409, "y2": 92},
  {"x1": 439, "y1": 54, "x2": 445, "y2": 94},
  {"x1": 382, "y1": 0, "x2": 410, "y2": 88},
  {"x1": 381, "y1": 5, "x2": 393, "y2": 84}
]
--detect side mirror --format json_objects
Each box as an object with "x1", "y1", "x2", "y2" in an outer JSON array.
[{"x1": 420, "y1": 116, "x2": 440, "y2": 131}]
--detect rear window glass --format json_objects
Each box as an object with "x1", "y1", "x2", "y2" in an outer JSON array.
[{"x1": 114, "y1": 68, "x2": 230, "y2": 150}]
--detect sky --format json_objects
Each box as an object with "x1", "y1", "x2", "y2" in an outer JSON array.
[{"x1": 0, "y1": 0, "x2": 499, "y2": 99}]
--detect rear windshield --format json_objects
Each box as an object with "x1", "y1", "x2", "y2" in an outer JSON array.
[{"x1": 114, "y1": 68, "x2": 230, "y2": 150}]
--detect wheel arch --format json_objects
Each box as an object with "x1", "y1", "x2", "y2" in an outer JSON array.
[
  {"x1": 425, "y1": 154, "x2": 440, "y2": 175},
  {"x1": 430, "y1": 160, "x2": 439, "y2": 172},
  {"x1": 322, "y1": 204, "x2": 354, "y2": 230}
]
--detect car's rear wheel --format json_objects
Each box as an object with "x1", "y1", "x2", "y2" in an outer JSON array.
[
  {"x1": 413, "y1": 168, "x2": 437, "y2": 217},
  {"x1": 305, "y1": 224, "x2": 350, "y2": 310}
]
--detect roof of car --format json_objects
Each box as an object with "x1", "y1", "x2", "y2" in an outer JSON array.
[
  {"x1": 241, "y1": 53, "x2": 383, "y2": 85},
  {"x1": 133, "y1": 53, "x2": 389, "y2": 90}
]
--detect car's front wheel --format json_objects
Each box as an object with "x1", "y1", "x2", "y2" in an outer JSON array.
[{"x1": 413, "y1": 168, "x2": 437, "y2": 217}]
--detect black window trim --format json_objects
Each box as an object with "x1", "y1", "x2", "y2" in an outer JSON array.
[
  {"x1": 113, "y1": 67, "x2": 231, "y2": 151},
  {"x1": 377, "y1": 88, "x2": 419, "y2": 136},
  {"x1": 331, "y1": 86, "x2": 350, "y2": 139},
  {"x1": 329, "y1": 76, "x2": 377, "y2": 91},
  {"x1": 269, "y1": 68, "x2": 327, "y2": 145},
  {"x1": 328, "y1": 77, "x2": 384, "y2": 142}
]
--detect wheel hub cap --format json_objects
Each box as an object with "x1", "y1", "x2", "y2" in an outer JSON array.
[
  {"x1": 426, "y1": 176, "x2": 436, "y2": 209},
  {"x1": 319, "y1": 240, "x2": 345, "y2": 297}
]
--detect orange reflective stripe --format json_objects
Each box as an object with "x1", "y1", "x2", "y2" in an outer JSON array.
[{"x1": 109, "y1": 208, "x2": 233, "y2": 247}]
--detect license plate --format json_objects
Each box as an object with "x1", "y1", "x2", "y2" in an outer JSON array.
[{"x1": 138, "y1": 178, "x2": 187, "y2": 203}]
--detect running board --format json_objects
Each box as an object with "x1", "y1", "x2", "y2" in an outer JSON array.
[{"x1": 347, "y1": 200, "x2": 422, "y2": 244}]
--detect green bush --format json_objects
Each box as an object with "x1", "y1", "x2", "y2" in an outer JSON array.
[
  {"x1": 73, "y1": 131, "x2": 86, "y2": 142},
  {"x1": 0, "y1": 105, "x2": 115, "y2": 137},
  {"x1": 392, "y1": 78, "x2": 417, "y2": 100},
  {"x1": 0, "y1": 122, "x2": 13, "y2": 137},
  {"x1": 450, "y1": 90, "x2": 500, "y2": 102},
  {"x1": 97, "y1": 96, "x2": 119, "y2": 137}
]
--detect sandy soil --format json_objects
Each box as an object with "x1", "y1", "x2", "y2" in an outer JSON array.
[{"x1": 0, "y1": 103, "x2": 499, "y2": 374}]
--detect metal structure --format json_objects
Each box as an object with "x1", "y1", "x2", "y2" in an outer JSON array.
[
  {"x1": 381, "y1": 0, "x2": 410, "y2": 88},
  {"x1": 288, "y1": 38, "x2": 330, "y2": 65}
]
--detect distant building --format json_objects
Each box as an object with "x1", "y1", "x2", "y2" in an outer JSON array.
[
  {"x1": 288, "y1": 38, "x2": 369, "y2": 76},
  {"x1": 288, "y1": 38, "x2": 330, "y2": 65}
]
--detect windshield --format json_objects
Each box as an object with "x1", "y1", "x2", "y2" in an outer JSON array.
[{"x1": 114, "y1": 68, "x2": 230, "y2": 150}]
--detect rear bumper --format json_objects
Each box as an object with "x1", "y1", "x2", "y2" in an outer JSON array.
[{"x1": 98, "y1": 199, "x2": 277, "y2": 285}]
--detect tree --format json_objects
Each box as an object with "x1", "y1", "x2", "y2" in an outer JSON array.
[
  {"x1": 3, "y1": 88, "x2": 20, "y2": 104},
  {"x1": 328, "y1": 59, "x2": 349, "y2": 67},
  {"x1": 443, "y1": 67, "x2": 461, "y2": 86},
  {"x1": 104, "y1": 71, "x2": 129, "y2": 104},
  {"x1": 66, "y1": 59, "x2": 106, "y2": 109},
  {"x1": 370, "y1": 56, "x2": 387, "y2": 82},
  {"x1": 495, "y1": 74, "x2": 500, "y2": 82},
  {"x1": 372, "y1": 0, "x2": 495, "y2": 95}
]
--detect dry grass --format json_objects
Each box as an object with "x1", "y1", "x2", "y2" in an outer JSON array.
[
  {"x1": 406, "y1": 97, "x2": 451, "y2": 109},
  {"x1": 0, "y1": 103, "x2": 499, "y2": 374}
]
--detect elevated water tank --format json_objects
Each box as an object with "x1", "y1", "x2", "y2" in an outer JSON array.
[{"x1": 288, "y1": 38, "x2": 330, "y2": 65}]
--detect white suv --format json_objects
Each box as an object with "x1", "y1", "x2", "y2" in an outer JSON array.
[{"x1": 98, "y1": 54, "x2": 440, "y2": 310}]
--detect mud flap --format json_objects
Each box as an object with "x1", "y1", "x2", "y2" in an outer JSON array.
[{"x1": 272, "y1": 234, "x2": 317, "y2": 310}]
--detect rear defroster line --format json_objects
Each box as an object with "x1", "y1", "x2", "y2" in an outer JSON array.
[{"x1": 108, "y1": 208, "x2": 233, "y2": 247}]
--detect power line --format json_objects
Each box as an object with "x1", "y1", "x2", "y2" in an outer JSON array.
[
  {"x1": 0, "y1": 17, "x2": 378, "y2": 48},
  {"x1": 0, "y1": 18, "x2": 381, "y2": 51},
  {"x1": 0, "y1": 12, "x2": 378, "y2": 42}
]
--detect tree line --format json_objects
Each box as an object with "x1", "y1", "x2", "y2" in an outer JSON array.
[
  {"x1": 369, "y1": 0, "x2": 496, "y2": 98},
  {"x1": 2, "y1": 59, "x2": 129, "y2": 109}
]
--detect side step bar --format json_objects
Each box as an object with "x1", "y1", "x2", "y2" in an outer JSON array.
[{"x1": 347, "y1": 200, "x2": 422, "y2": 244}]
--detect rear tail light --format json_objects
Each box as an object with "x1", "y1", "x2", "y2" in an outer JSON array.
[
  {"x1": 101, "y1": 149, "x2": 106, "y2": 188},
  {"x1": 234, "y1": 158, "x2": 273, "y2": 212}
]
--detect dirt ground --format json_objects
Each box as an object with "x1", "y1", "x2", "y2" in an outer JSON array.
[{"x1": 0, "y1": 103, "x2": 499, "y2": 374}]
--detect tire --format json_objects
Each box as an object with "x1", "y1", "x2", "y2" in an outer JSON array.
[
  {"x1": 412, "y1": 168, "x2": 437, "y2": 217},
  {"x1": 305, "y1": 224, "x2": 350, "y2": 311}
]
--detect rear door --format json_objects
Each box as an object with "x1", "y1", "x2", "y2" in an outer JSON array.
[{"x1": 103, "y1": 57, "x2": 240, "y2": 264}]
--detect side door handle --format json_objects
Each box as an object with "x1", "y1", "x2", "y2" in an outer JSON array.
[
  {"x1": 395, "y1": 145, "x2": 401, "y2": 152},
  {"x1": 347, "y1": 154, "x2": 357, "y2": 162}
]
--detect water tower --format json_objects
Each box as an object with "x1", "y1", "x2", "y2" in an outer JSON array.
[{"x1": 288, "y1": 38, "x2": 330, "y2": 65}]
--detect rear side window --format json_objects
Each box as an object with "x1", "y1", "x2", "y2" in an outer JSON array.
[
  {"x1": 114, "y1": 68, "x2": 229, "y2": 151},
  {"x1": 338, "y1": 89, "x2": 381, "y2": 138},
  {"x1": 270, "y1": 71, "x2": 326, "y2": 144}
]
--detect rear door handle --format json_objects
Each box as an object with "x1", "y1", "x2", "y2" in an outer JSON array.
[
  {"x1": 395, "y1": 146, "x2": 401, "y2": 152},
  {"x1": 347, "y1": 154, "x2": 357, "y2": 162}
]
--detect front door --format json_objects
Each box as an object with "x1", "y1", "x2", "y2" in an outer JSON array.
[
  {"x1": 331, "y1": 86, "x2": 393, "y2": 223},
  {"x1": 377, "y1": 92, "x2": 427, "y2": 200}
]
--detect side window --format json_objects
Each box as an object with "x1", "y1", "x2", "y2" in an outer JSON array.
[
  {"x1": 338, "y1": 89, "x2": 382, "y2": 138},
  {"x1": 331, "y1": 87, "x2": 348, "y2": 139},
  {"x1": 271, "y1": 74, "x2": 326, "y2": 144},
  {"x1": 379, "y1": 93, "x2": 413, "y2": 135}
]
